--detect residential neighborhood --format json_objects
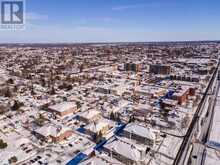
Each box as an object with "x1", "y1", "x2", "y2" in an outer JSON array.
[{"x1": 0, "y1": 42, "x2": 219, "y2": 165}]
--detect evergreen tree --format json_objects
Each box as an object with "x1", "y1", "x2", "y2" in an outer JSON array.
[
  {"x1": 0, "y1": 139, "x2": 7, "y2": 149},
  {"x1": 5, "y1": 87, "x2": 12, "y2": 97},
  {"x1": 110, "y1": 111, "x2": 115, "y2": 120}
]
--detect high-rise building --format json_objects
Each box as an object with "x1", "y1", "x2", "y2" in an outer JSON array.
[
  {"x1": 124, "y1": 62, "x2": 141, "y2": 72},
  {"x1": 149, "y1": 64, "x2": 171, "y2": 75}
]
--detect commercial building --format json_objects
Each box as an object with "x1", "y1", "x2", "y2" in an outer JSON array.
[
  {"x1": 171, "y1": 85, "x2": 196, "y2": 105},
  {"x1": 161, "y1": 99, "x2": 178, "y2": 111},
  {"x1": 149, "y1": 64, "x2": 171, "y2": 75},
  {"x1": 170, "y1": 74, "x2": 200, "y2": 82},
  {"x1": 135, "y1": 85, "x2": 166, "y2": 98},
  {"x1": 48, "y1": 101, "x2": 78, "y2": 117},
  {"x1": 122, "y1": 123, "x2": 157, "y2": 146},
  {"x1": 124, "y1": 62, "x2": 141, "y2": 72},
  {"x1": 172, "y1": 87, "x2": 189, "y2": 105}
]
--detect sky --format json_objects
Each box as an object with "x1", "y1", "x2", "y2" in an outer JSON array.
[{"x1": 0, "y1": 0, "x2": 220, "y2": 43}]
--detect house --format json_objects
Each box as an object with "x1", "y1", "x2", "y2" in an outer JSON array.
[
  {"x1": 80, "y1": 153, "x2": 122, "y2": 165},
  {"x1": 78, "y1": 110, "x2": 101, "y2": 124},
  {"x1": 84, "y1": 119, "x2": 114, "y2": 136},
  {"x1": 122, "y1": 123, "x2": 157, "y2": 146},
  {"x1": 133, "y1": 104, "x2": 153, "y2": 117},
  {"x1": 48, "y1": 101, "x2": 78, "y2": 117},
  {"x1": 34, "y1": 124, "x2": 73, "y2": 143},
  {"x1": 104, "y1": 137, "x2": 149, "y2": 165}
]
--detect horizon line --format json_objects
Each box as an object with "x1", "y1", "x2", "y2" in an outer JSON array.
[{"x1": 0, "y1": 40, "x2": 220, "y2": 45}]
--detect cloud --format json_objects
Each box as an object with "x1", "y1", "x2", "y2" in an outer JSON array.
[
  {"x1": 26, "y1": 12, "x2": 48, "y2": 21},
  {"x1": 112, "y1": 4, "x2": 144, "y2": 11},
  {"x1": 112, "y1": 2, "x2": 180, "y2": 11}
]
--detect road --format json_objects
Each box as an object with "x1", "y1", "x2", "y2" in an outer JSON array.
[
  {"x1": 173, "y1": 60, "x2": 220, "y2": 165},
  {"x1": 189, "y1": 75, "x2": 220, "y2": 165}
]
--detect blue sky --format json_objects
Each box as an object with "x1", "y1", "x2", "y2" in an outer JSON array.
[{"x1": 0, "y1": 0, "x2": 220, "y2": 43}]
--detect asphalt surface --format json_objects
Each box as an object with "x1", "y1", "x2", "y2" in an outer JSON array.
[
  {"x1": 173, "y1": 61, "x2": 220, "y2": 165},
  {"x1": 189, "y1": 79, "x2": 220, "y2": 165}
]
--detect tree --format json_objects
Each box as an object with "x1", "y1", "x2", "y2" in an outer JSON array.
[
  {"x1": 49, "y1": 86, "x2": 56, "y2": 95},
  {"x1": 0, "y1": 105, "x2": 7, "y2": 115},
  {"x1": 132, "y1": 94, "x2": 140, "y2": 104},
  {"x1": 7, "y1": 78, "x2": 14, "y2": 84},
  {"x1": 35, "y1": 114, "x2": 46, "y2": 126},
  {"x1": 115, "y1": 113, "x2": 121, "y2": 123},
  {"x1": 0, "y1": 139, "x2": 7, "y2": 149},
  {"x1": 8, "y1": 156, "x2": 17, "y2": 164},
  {"x1": 95, "y1": 131, "x2": 103, "y2": 143},
  {"x1": 30, "y1": 84, "x2": 35, "y2": 95},
  {"x1": 110, "y1": 111, "x2": 115, "y2": 120},
  {"x1": 129, "y1": 114, "x2": 135, "y2": 123},
  {"x1": 11, "y1": 100, "x2": 24, "y2": 111},
  {"x1": 66, "y1": 84, "x2": 73, "y2": 91},
  {"x1": 63, "y1": 97, "x2": 67, "y2": 101},
  {"x1": 76, "y1": 101, "x2": 81, "y2": 109},
  {"x1": 13, "y1": 85, "x2": 18, "y2": 93},
  {"x1": 5, "y1": 87, "x2": 12, "y2": 97},
  {"x1": 41, "y1": 78, "x2": 46, "y2": 87},
  {"x1": 79, "y1": 64, "x2": 84, "y2": 72},
  {"x1": 110, "y1": 112, "x2": 121, "y2": 122}
]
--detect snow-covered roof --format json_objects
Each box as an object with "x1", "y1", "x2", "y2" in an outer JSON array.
[
  {"x1": 80, "y1": 154, "x2": 122, "y2": 165},
  {"x1": 35, "y1": 124, "x2": 72, "y2": 137},
  {"x1": 124, "y1": 123, "x2": 156, "y2": 140},
  {"x1": 79, "y1": 110, "x2": 100, "y2": 120},
  {"x1": 104, "y1": 138, "x2": 145, "y2": 162},
  {"x1": 84, "y1": 119, "x2": 113, "y2": 133},
  {"x1": 49, "y1": 101, "x2": 77, "y2": 113}
]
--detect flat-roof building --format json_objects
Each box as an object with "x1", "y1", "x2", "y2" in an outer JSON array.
[
  {"x1": 48, "y1": 101, "x2": 78, "y2": 117},
  {"x1": 78, "y1": 110, "x2": 101, "y2": 124},
  {"x1": 104, "y1": 137, "x2": 149, "y2": 165},
  {"x1": 123, "y1": 123, "x2": 157, "y2": 146}
]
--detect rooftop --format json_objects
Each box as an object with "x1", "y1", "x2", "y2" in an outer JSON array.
[
  {"x1": 124, "y1": 123, "x2": 156, "y2": 140},
  {"x1": 49, "y1": 101, "x2": 77, "y2": 113}
]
